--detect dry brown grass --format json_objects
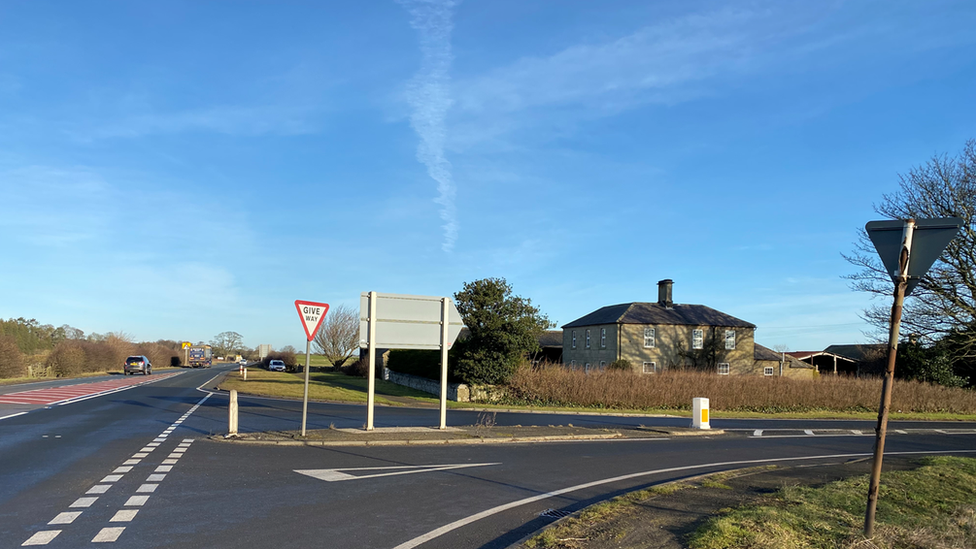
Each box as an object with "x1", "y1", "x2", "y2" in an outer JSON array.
[{"x1": 507, "y1": 364, "x2": 976, "y2": 413}]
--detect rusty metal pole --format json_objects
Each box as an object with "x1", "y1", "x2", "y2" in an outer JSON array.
[{"x1": 865, "y1": 219, "x2": 914, "y2": 538}]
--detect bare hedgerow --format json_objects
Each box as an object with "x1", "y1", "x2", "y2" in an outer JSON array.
[
  {"x1": 46, "y1": 341, "x2": 87, "y2": 377},
  {"x1": 0, "y1": 335, "x2": 26, "y2": 378},
  {"x1": 506, "y1": 363, "x2": 976, "y2": 414}
]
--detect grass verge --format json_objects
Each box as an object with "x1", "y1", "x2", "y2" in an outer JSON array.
[
  {"x1": 218, "y1": 368, "x2": 439, "y2": 406},
  {"x1": 689, "y1": 456, "x2": 976, "y2": 549}
]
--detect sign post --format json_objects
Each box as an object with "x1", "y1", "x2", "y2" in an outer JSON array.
[
  {"x1": 182, "y1": 341, "x2": 191, "y2": 367},
  {"x1": 294, "y1": 300, "x2": 329, "y2": 437},
  {"x1": 862, "y1": 217, "x2": 961, "y2": 538},
  {"x1": 359, "y1": 292, "x2": 465, "y2": 431}
]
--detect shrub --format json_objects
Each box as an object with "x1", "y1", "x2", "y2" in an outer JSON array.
[
  {"x1": 0, "y1": 335, "x2": 26, "y2": 378},
  {"x1": 608, "y1": 359, "x2": 632, "y2": 371},
  {"x1": 386, "y1": 349, "x2": 460, "y2": 381},
  {"x1": 263, "y1": 351, "x2": 299, "y2": 372},
  {"x1": 46, "y1": 341, "x2": 88, "y2": 377},
  {"x1": 342, "y1": 357, "x2": 371, "y2": 378}
]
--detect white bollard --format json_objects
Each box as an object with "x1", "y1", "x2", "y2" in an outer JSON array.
[
  {"x1": 243, "y1": 368, "x2": 247, "y2": 381},
  {"x1": 229, "y1": 389, "x2": 239, "y2": 435},
  {"x1": 692, "y1": 397, "x2": 710, "y2": 429}
]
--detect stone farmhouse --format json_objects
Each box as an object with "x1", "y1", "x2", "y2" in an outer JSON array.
[{"x1": 561, "y1": 279, "x2": 813, "y2": 378}]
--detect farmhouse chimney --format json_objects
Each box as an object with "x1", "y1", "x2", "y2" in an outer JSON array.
[{"x1": 657, "y1": 279, "x2": 673, "y2": 309}]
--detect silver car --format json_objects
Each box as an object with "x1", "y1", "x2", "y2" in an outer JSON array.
[
  {"x1": 268, "y1": 359, "x2": 285, "y2": 372},
  {"x1": 124, "y1": 355, "x2": 152, "y2": 375}
]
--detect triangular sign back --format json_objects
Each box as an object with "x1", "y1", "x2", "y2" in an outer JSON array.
[{"x1": 295, "y1": 300, "x2": 330, "y2": 341}]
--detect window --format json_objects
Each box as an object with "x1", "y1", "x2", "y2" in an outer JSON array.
[
  {"x1": 571, "y1": 330, "x2": 577, "y2": 349},
  {"x1": 725, "y1": 329, "x2": 735, "y2": 350},
  {"x1": 764, "y1": 366, "x2": 774, "y2": 376},
  {"x1": 584, "y1": 363, "x2": 591, "y2": 373},
  {"x1": 585, "y1": 329, "x2": 591, "y2": 349},
  {"x1": 643, "y1": 362, "x2": 657, "y2": 374},
  {"x1": 599, "y1": 361, "x2": 606, "y2": 370},
  {"x1": 600, "y1": 328, "x2": 606, "y2": 349},
  {"x1": 717, "y1": 363, "x2": 730, "y2": 375},
  {"x1": 693, "y1": 329, "x2": 704, "y2": 349},
  {"x1": 643, "y1": 327, "x2": 655, "y2": 348}
]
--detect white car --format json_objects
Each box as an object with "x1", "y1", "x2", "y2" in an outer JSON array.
[{"x1": 268, "y1": 360, "x2": 285, "y2": 372}]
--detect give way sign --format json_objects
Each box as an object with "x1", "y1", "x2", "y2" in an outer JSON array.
[{"x1": 295, "y1": 300, "x2": 330, "y2": 341}]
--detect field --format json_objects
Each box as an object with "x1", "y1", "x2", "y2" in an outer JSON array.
[
  {"x1": 504, "y1": 365, "x2": 976, "y2": 417},
  {"x1": 218, "y1": 367, "x2": 437, "y2": 406}
]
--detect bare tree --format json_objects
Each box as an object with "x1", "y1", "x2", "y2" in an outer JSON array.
[
  {"x1": 843, "y1": 139, "x2": 976, "y2": 361},
  {"x1": 313, "y1": 304, "x2": 359, "y2": 369},
  {"x1": 210, "y1": 331, "x2": 244, "y2": 358}
]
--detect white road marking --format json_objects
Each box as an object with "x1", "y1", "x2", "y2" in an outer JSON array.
[
  {"x1": 123, "y1": 459, "x2": 140, "y2": 466},
  {"x1": 70, "y1": 497, "x2": 98, "y2": 508},
  {"x1": 101, "y1": 475, "x2": 124, "y2": 483},
  {"x1": 389, "y1": 449, "x2": 976, "y2": 549},
  {"x1": 140, "y1": 446, "x2": 154, "y2": 452},
  {"x1": 296, "y1": 463, "x2": 502, "y2": 483},
  {"x1": 113, "y1": 466, "x2": 132, "y2": 474},
  {"x1": 155, "y1": 465, "x2": 173, "y2": 473},
  {"x1": 86, "y1": 485, "x2": 111, "y2": 494},
  {"x1": 132, "y1": 453, "x2": 149, "y2": 458},
  {"x1": 0, "y1": 411, "x2": 29, "y2": 421},
  {"x1": 136, "y1": 484, "x2": 158, "y2": 493},
  {"x1": 22, "y1": 530, "x2": 60, "y2": 545},
  {"x1": 110, "y1": 510, "x2": 138, "y2": 522},
  {"x1": 895, "y1": 429, "x2": 908, "y2": 434},
  {"x1": 147, "y1": 443, "x2": 160, "y2": 447},
  {"x1": 166, "y1": 453, "x2": 182, "y2": 459},
  {"x1": 182, "y1": 438, "x2": 194, "y2": 443},
  {"x1": 162, "y1": 459, "x2": 178, "y2": 465},
  {"x1": 124, "y1": 496, "x2": 149, "y2": 506},
  {"x1": 804, "y1": 429, "x2": 815, "y2": 435},
  {"x1": 92, "y1": 527, "x2": 125, "y2": 542},
  {"x1": 153, "y1": 438, "x2": 166, "y2": 442},
  {"x1": 851, "y1": 430, "x2": 863, "y2": 435},
  {"x1": 48, "y1": 512, "x2": 82, "y2": 525},
  {"x1": 753, "y1": 430, "x2": 762, "y2": 437},
  {"x1": 936, "y1": 430, "x2": 948, "y2": 434},
  {"x1": 146, "y1": 474, "x2": 166, "y2": 482}
]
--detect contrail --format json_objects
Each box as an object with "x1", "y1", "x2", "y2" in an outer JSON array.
[{"x1": 398, "y1": 0, "x2": 458, "y2": 252}]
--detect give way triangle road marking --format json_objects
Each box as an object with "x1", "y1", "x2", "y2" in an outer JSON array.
[{"x1": 294, "y1": 462, "x2": 501, "y2": 482}]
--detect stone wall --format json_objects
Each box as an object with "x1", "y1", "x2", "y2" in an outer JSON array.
[{"x1": 387, "y1": 370, "x2": 471, "y2": 402}]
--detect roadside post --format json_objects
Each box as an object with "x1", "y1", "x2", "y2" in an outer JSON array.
[
  {"x1": 182, "y1": 341, "x2": 191, "y2": 368},
  {"x1": 228, "y1": 389, "x2": 238, "y2": 435},
  {"x1": 692, "y1": 398, "x2": 710, "y2": 429},
  {"x1": 294, "y1": 300, "x2": 330, "y2": 437},
  {"x1": 359, "y1": 292, "x2": 465, "y2": 431},
  {"x1": 862, "y1": 217, "x2": 961, "y2": 537}
]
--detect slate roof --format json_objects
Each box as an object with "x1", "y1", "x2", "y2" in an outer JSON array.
[
  {"x1": 755, "y1": 344, "x2": 814, "y2": 369},
  {"x1": 563, "y1": 302, "x2": 755, "y2": 329},
  {"x1": 824, "y1": 344, "x2": 887, "y2": 362},
  {"x1": 537, "y1": 330, "x2": 563, "y2": 348}
]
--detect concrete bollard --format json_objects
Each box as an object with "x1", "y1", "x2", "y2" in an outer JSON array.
[
  {"x1": 243, "y1": 368, "x2": 247, "y2": 381},
  {"x1": 229, "y1": 389, "x2": 239, "y2": 435},
  {"x1": 692, "y1": 397, "x2": 710, "y2": 429}
]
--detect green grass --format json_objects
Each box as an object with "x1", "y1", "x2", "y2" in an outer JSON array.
[
  {"x1": 218, "y1": 368, "x2": 438, "y2": 406},
  {"x1": 689, "y1": 456, "x2": 976, "y2": 549}
]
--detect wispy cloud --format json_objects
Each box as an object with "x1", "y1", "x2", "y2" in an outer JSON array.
[{"x1": 398, "y1": 0, "x2": 459, "y2": 252}]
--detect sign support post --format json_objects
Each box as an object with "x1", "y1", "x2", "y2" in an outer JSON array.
[
  {"x1": 366, "y1": 291, "x2": 377, "y2": 431},
  {"x1": 861, "y1": 217, "x2": 961, "y2": 538},
  {"x1": 294, "y1": 300, "x2": 330, "y2": 438},
  {"x1": 439, "y1": 297, "x2": 449, "y2": 430}
]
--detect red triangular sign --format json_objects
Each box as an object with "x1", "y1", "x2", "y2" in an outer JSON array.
[{"x1": 295, "y1": 300, "x2": 330, "y2": 341}]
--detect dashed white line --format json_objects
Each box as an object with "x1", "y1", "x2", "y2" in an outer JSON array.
[
  {"x1": 123, "y1": 459, "x2": 140, "y2": 466},
  {"x1": 155, "y1": 465, "x2": 173, "y2": 473},
  {"x1": 0, "y1": 411, "x2": 29, "y2": 422},
  {"x1": 92, "y1": 527, "x2": 125, "y2": 543},
  {"x1": 110, "y1": 510, "x2": 138, "y2": 522},
  {"x1": 48, "y1": 512, "x2": 82, "y2": 525},
  {"x1": 132, "y1": 453, "x2": 149, "y2": 458},
  {"x1": 113, "y1": 466, "x2": 133, "y2": 474},
  {"x1": 124, "y1": 495, "x2": 150, "y2": 506},
  {"x1": 146, "y1": 474, "x2": 166, "y2": 482},
  {"x1": 22, "y1": 530, "x2": 60, "y2": 546},
  {"x1": 69, "y1": 497, "x2": 98, "y2": 508},
  {"x1": 86, "y1": 485, "x2": 111, "y2": 495},
  {"x1": 161, "y1": 459, "x2": 178, "y2": 465},
  {"x1": 101, "y1": 474, "x2": 123, "y2": 483},
  {"x1": 136, "y1": 484, "x2": 158, "y2": 493}
]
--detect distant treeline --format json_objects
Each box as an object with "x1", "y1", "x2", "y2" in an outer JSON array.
[{"x1": 0, "y1": 317, "x2": 181, "y2": 379}]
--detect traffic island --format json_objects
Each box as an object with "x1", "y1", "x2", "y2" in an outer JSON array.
[{"x1": 210, "y1": 424, "x2": 690, "y2": 446}]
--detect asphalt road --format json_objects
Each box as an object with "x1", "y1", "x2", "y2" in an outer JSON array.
[{"x1": 2, "y1": 364, "x2": 975, "y2": 548}]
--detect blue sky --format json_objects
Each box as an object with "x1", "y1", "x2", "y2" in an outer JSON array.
[{"x1": 1, "y1": 0, "x2": 973, "y2": 352}]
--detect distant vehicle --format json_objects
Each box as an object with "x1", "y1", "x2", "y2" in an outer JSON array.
[
  {"x1": 239, "y1": 358, "x2": 247, "y2": 366},
  {"x1": 124, "y1": 355, "x2": 152, "y2": 376},
  {"x1": 187, "y1": 345, "x2": 213, "y2": 368},
  {"x1": 268, "y1": 360, "x2": 285, "y2": 372}
]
